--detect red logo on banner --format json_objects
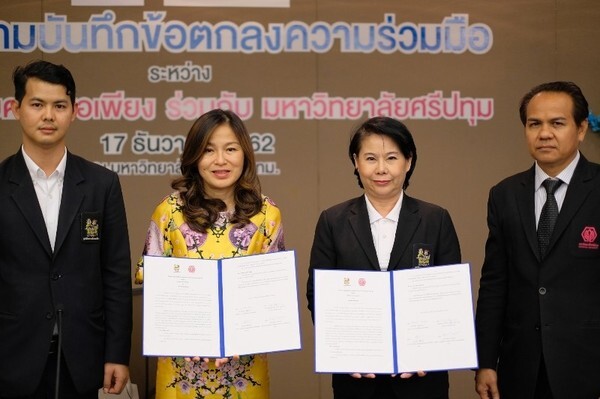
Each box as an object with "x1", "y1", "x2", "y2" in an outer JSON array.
[{"x1": 579, "y1": 226, "x2": 599, "y2": 250}]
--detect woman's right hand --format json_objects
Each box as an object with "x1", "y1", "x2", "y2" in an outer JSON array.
[{"x1": 350, "y1": 373, "x2": 376, "y2": 379}]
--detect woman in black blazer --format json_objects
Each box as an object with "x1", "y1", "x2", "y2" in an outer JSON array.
[{"x1": 307, "y1": 116, "x2": 461, "y2": 399}]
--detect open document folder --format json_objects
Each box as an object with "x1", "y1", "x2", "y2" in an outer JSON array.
[
  {"x1": 143, "y1": 250, "x2": 301, "y2": 357},
  {"x1": 314, "y1": 263, "x2": 478, "y2": 374}
]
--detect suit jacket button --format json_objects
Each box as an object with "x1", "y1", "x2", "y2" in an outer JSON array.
[
  {"x1": 538, "y1": 287, "x2": 547, "y2": 295},
  {"x1": 534, "y1": 324, "x2": 541, "y2": 331},
  {"x1": 51, "y1": 273, "x2": 61, "y2": 281},
  {"x1": 45, "y1": 312, "x2": 53, "y2": 320}
]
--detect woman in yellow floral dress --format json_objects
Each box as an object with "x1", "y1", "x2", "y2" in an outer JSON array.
[{"x1": 136, "y1": 109, "x2": 285, "y2": 399}]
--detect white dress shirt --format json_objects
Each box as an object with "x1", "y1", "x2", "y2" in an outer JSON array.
[
  {"x1": 365, "y1": 193, "x2": 403, "y2": 271},
  {"x1": 22, "y1": 147, "x2": 67, "y2": 251},
  {"x1": 534, "y1": 151, "x2": 579, "y2": 228}
]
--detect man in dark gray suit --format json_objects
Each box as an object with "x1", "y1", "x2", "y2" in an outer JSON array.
[
  {"x1": 475, "y1": 81, "x2": 600, "y2": 399},
  {"x1": 0, "y1": 60, "x2": 132, "y2": 398}
]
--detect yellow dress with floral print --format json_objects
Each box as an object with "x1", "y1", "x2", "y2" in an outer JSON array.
[{"x1": 136, "y1": 192, "x2": 285, "y2": 399}]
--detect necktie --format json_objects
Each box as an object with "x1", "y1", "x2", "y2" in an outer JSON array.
[{"x1": 538, "y1": 178, "x2": 562, "y2": 258}]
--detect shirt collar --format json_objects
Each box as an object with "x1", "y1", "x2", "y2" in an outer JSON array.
[
  {"x1": 534, "y1": 151, "x2": 579, "y2": 190},
  {"x1": 21, "y1": 146, "x2": 67, "y2": 180},
  {"x1": 365, "y1": 192, "x2": 403, "y2": 224}
]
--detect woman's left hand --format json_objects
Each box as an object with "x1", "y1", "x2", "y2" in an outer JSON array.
[
  {"x1": 392, "y1": 370, "x2": 427, "y2": 378},
  {"x1": 184, "y1": 355, "x2": 240, "y2": 367}
]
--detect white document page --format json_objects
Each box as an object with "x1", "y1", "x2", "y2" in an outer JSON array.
[
  {"x1": 392, "y1": 263, "x2": 478, "y2": 372},
  {"x1": 221, "y1": 251, "x2": 301, "y2": 356},
  {"x1": 143, "y1": 256, "x2": 221, "y2": 357},
  {"x1": 314, "y1": 269, "x2": 394, "y2": 373}
]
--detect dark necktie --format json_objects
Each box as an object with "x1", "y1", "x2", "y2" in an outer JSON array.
[{"x1": 538, "y1": 178, "x2": 562, "y2": 258}]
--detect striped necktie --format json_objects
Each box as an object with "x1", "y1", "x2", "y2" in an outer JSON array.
[{"x1": 537, "y1": 178, "x2": 562, "y2": 259}]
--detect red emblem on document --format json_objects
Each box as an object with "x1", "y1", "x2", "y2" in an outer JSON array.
[
  {"x1": 358, "y1": 278, "x2": 366, "y2": 287},
  {"x1": 188, "y1": 265, "x2": 196, "y2": 273},
  {"x1": 579, "y1": 226, "x2": 599, "y2": 250}
]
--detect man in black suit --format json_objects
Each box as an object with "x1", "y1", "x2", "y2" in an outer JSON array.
[
  {"x1": 0, "y1": 60, "x2": 132, "y2": 398},
  {"x1": 475, "y1": 81, "x2": 600, "y2": 399},
  {"x1": 307, "y1": 116, "x2": 461, "y2": 399}
]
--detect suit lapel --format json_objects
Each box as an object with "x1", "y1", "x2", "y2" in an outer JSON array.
[
  {"x1": 515, "y1": 166, "x2": 540, "y2": 261},
  {"x1": 8, "y1": 151, "x2": 53, "y2": 256},
  {"x1": 388, "y1": 195, "x2": 420, "y2": 270},
  {"x1": 53, "y1": 153, "x2": 85, "y2": 257},
  {"x1": 348, "y1": 196, "x2": 380, "y2": 271},
  {"x1": 549, "y1": 156, "x2": 594, "y2": 253}
]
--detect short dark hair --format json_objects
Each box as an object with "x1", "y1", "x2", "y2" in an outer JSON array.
[
  {"x1": 348, "y1": 116, "x2": 417, "y2": 190},
  {"x1": 519, "y1": 81, "x2": 588, "y2": 126},
  {"x1": 12, "y1": 60, "x2": 76, "y2": 106}
]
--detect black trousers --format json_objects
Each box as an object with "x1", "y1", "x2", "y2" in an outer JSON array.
[
  {"x1": 534, "y1": 357, "x2": 553, "y2": 399},
  {"x1": 2, "y1": 351, "x2": 97, "y2": 399},
  {"x1": 334, "y1": 376, "x2": 447, "y2": 399}
]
